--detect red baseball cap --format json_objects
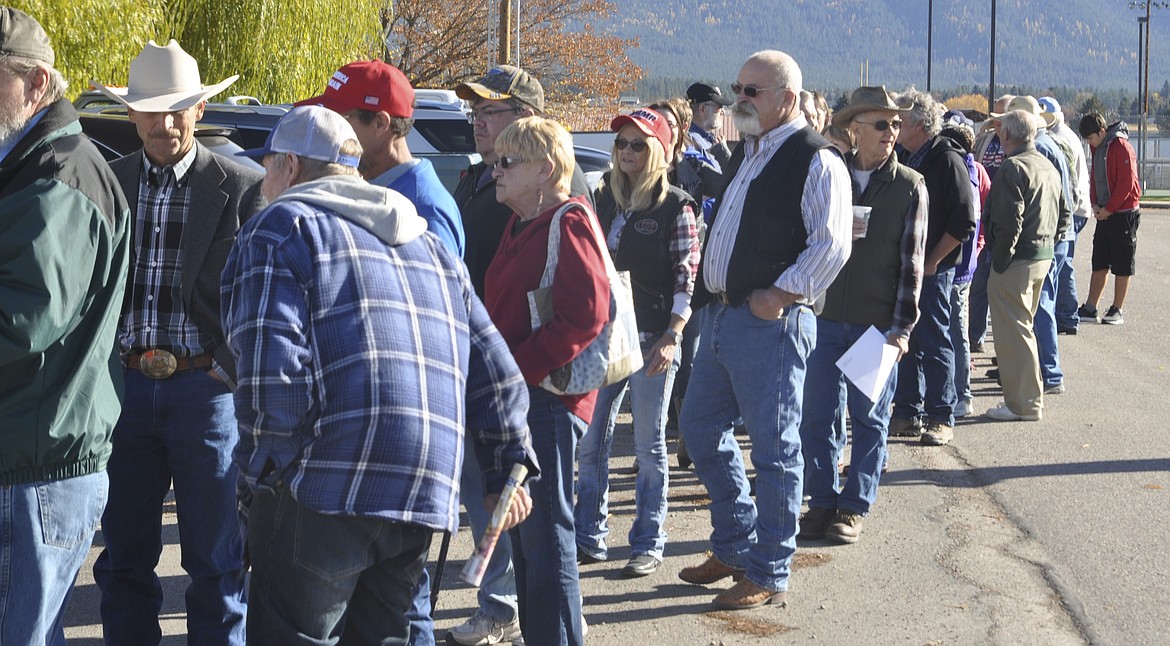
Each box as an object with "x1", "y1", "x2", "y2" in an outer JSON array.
[
  {"x1": 610, "y1": 108, "x2": 672, "y2": 157},
  {"x1": 296, "y1": 60, "x2": 414, "y2": 118}
]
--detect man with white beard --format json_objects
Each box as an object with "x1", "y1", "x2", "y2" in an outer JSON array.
[{"x1": 676, "y1": 49, "x2": 852, "y2": 610}]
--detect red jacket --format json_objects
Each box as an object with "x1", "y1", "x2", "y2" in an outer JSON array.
[
  {"x1": 484, "y1": 196, "x2": 610, "y2": 421},
  {"x1": 1089, "y1": 136, "x2": 1141, "y2": 214}
]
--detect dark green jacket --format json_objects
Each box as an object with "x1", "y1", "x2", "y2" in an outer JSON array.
[
  {"x1": 821, "y1": 153, "x2": 926, "y2": 336},
  {"x1": 0, "y1": 99, "x2": 130, "y2": 485}
]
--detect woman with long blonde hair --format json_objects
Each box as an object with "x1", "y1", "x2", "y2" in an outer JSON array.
[{"x1": 574, "y1": 108, "x2": 700, "y2": 578}]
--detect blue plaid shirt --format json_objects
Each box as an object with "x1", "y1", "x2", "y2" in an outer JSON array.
[{"x1": 222, "y1": 197, "x2": 536, "y2": 532}]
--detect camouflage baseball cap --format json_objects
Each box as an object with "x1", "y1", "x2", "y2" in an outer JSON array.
[{"x1": 454, "y1": 65, "x2": 544, "y2": 113}]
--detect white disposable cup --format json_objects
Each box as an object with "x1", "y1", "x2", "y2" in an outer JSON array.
[{"x1": 852, "y1": 205, "x2": 872, "y2": 240}]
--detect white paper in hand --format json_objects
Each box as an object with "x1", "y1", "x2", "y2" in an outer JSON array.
[{"x1": 835, "y1": 326, "x2": 900, "y2": 403}]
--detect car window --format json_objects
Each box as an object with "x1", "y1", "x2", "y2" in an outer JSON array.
[{"x1": 412, "y1": 118, "x2": 476, "y2": 154}]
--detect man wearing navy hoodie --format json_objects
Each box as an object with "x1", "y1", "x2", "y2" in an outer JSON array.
[{"x1": 890, "y1": 89, "x2": 978, "y2": 447}]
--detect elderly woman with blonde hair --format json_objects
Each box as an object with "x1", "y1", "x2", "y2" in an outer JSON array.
[
  {"x1": 574, "y1": 108, "x2": 700, "y2": 578},
  {"x1": 483, "y1": 115, "x2": 609, "y2": 646}
]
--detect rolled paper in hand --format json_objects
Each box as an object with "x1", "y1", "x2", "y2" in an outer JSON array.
[{"x1": 460, "y1": 462, "x2": 528, "y2": 586}]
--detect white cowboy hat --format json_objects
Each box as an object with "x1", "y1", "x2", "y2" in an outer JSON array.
[{"x1": 91, "y1": 40, "x2": 238, "y2": 112}]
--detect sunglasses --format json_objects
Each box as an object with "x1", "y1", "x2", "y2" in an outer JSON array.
[
  {"x1": 730, "y1": 83, "x2": 782, "y2": 98},
  {"x1": 494, "y1": 155, "x2": 525, "y2": 169},
  {"x1": 854, "y1": 119, "x2": 903, "y2": 132},
  {"x1": 614, "y1": 137, "x2": 649, "y2": 153}
]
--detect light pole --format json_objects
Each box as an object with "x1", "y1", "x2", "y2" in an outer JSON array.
[
  {"x1": 1128, "y1": 1, "x2": 1170, "y2": 188},
  {"x1": 1139, "y1": 15, "x2": 1147, "y2": 187},
  {"x1": 988, "y1": 0, "x2": 997, "y2": 112},
  {"x1": 927, "y1": 0, "x2": 934, "y2": 91}
]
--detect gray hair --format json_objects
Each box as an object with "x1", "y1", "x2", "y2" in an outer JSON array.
[
  {"x1": 745, "y1": 50, "x2": 802, "y2": 94},
  {"x1": 269, "y1": 138, "x2": 364, "y2": 182},
  {"x1": 895, "y1": 88, "x2": 942, "y2": 137},
  {"x1": 999, "y1": 110, "x2": 1036, "y2": 145},
  {"x1": 0, "y1": 54, "x2": 68, "y2": 105},
  {"x1": 994, "y1": 94, "x2": 1016, "y2": 111}
]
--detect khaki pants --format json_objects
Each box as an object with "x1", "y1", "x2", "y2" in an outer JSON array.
[{"x1": 988, "y1": 258, "x2": 1050, "y2": 417}]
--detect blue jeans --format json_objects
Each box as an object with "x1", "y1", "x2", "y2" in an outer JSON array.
[
  {"x1": 576, "y1": 339, "x2": 679, "y2": 561},
  {"x1": 1, "y1": 471, "x2": 108, "y2": 646},
  {"x1": 409, "y1": 434, "x2": 519, "y2": 643},
  {"x1": 1056, "y1": 216, "x2": 1088, "y2": 329},
  {"x1": 510, "y1": 386, "x2": 584, "y2": 646},
  {"x1": 406, "y1": 569, "x2": 436, "y2": 646},
  {"x1": 1036, "y1": 241, "x2": 1068, "y2": 388},
  {"x1": 800, "y1": 320, "x2": 896, "y2": 515},
  {"x1": 679, "y1": 302, "x2": 814, "y2": 592},
  {"x1": 458, "y1": 434, "x2": 518, "y2": 622},
  {"x1": 950, "y1": 280, "x2": 973, "y2": 414},
  {"x1": 246, "y1": 486, "x2": 431, "y2": 645},
  {"x1": 969, "y1": 247, "x2": 992, "y2": 346},
  {"x1": 894, "y1": 269, "x2": 957, "y2": 426},
  {"x1": 94, "y1": 368, "x2": 247, "y2": 645},
  {"x1": 671, "y1": 306, "x2": 704, "y2": 407}
]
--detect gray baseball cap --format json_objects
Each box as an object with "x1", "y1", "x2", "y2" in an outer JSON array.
[{"x1": 0, "y1": 7, "x2": 54, "y2": 66}]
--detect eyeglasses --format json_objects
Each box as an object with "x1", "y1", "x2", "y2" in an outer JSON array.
[
  {"x1": 614, "y1": 137, "x2": 649, "y2": 153},
  {"x1": 730, "y1": 83, "x2": 782, "y2": 98},
  {"x1": 467, "y1": 106, "x2": 522, "y2": 123},
  {"x1": 854, "y1": 119, "x2": 903, "y2": 132},
  {"x1": 493, "y1": 155, "x2": 525, "y2": 169}
]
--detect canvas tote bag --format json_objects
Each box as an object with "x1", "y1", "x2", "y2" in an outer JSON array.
[{"x1": 527, "y1": 202, "x2": 642, "y2": 395}]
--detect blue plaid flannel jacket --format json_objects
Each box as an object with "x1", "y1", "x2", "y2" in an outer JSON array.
[{"x1": 222, "y1": 196, "x2": 536, "y2": 533}]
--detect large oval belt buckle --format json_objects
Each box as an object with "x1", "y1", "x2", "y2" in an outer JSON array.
[{"x1": 140, "y1": 349, "x2": 178, "y2": 379}]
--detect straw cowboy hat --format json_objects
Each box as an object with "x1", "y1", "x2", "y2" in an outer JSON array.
[
  {"x1": 92, "y1": 40, "x2": 238, "y2": 112},
  {"x1": 831, "y1": 85, "x2": 906, "y2": 129}
]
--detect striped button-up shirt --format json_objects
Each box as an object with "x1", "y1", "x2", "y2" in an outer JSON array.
[{"x1": 703, "y1": 115, "x2": 853, "y2": 301}]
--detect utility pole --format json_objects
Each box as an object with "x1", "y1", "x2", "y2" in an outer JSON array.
[{"x1": 498, "y1": 0, "x2": 511, "y2": 65}]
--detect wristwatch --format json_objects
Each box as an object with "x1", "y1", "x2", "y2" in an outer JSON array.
[{"x1": 664, "y1": 329, "x2": 683, "y2": 345}]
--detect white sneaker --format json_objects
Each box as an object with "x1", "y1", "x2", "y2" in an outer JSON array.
[
  {"x1": 447, "y1": 609, "x2": 523, "y2": 645},
  {"x1": 983, "y1": 402, "x2": 1040, "y2": 422}
]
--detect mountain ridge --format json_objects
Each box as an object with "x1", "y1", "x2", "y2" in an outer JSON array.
[{"x1": 599, "y1": 0, "x2": 1169, "y2": 95}]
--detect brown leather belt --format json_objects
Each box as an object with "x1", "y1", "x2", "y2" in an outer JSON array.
[{"x1": 126, "y1": 350, "x2": 213, "y2": 379}]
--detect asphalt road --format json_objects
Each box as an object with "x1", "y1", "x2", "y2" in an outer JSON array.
[{"x1": 64, "y1": 208, "x2": 1170, "y2": 644}]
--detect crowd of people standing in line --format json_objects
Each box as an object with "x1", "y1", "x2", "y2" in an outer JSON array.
[{"x1": 0, "y1": 5, "x2": 1143, "y2": 644}]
